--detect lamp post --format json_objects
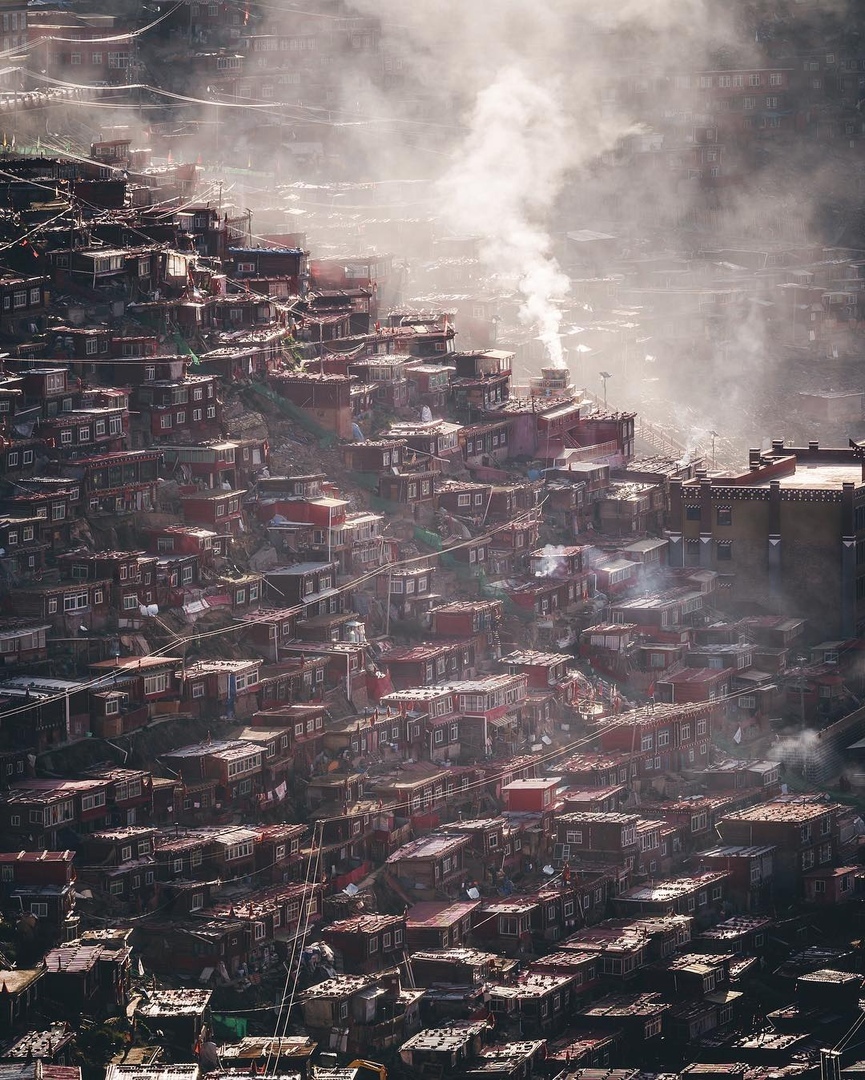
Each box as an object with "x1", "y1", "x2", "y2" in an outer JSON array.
[
  {"x1": 710, "y1": 430, "x2": 720, "y2": 471},
  {"x1": 599, "y1": 370, "x2": 612, "y2": 411},
  {"x1": 795, "y1": 653, "x2": 808, "y2": 733}
]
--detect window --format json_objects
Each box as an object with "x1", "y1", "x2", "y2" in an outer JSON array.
[
  {"x1": 144, "y1": 672, "x2": 170, "y2": 695},
  {"x1": 716, "y1": 507, "x2": 732, "y2": 526},
  {"x1": 716, "y1": 541, "x2": 733, "y2": 560},
  {"x1": 121, "y1": 845, "x2": 132, "y2": 861},
  {"x1": 30, "y1": 902, "x2": 48, "y2": 917},
  {"x1": 749, "y1": 73, "x2": 761, "y2": 86},
  {"x1": 685, "y1": 505, "x2": 701, "y2": 521}
]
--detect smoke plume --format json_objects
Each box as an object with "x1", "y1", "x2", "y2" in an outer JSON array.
[{"x1": 438, "y1": 69, "x2": 573, "y2": 367}]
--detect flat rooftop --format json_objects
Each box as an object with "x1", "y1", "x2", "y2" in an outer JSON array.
[{"x1": 753, "y1": 462, "x2": 863, "y2": 489}]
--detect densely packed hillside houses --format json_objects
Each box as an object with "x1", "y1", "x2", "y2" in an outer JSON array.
[{"x1": 0, "y1": 1, "x2": 862, "y2": 1079}]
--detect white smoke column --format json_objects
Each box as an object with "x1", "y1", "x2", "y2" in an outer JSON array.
[
  {"x1": 535, "y1": 543, "x2": 567, "y2": 578},
  {"x1": 439, "y1": 67, "x2": 571, "y2": 367}
]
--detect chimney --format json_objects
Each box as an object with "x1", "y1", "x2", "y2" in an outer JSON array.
[
  {"x1": 771, "y1": 439, "x2": 785, "y2": 453},
  {"x1": 749, "y1": 449, "x2": 761, "y2": 469},
  {"x1": 808, "y1": 441, "x2": 819, "y2": 455}
]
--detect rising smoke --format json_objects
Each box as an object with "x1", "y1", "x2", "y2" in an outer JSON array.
[
  {"x1": 28, "y1": 0, "x2": 864, "y2": 452},
  {"x1": 437, "y1": 69, "x2": 574, "y2": 368},
  {"x1": 341, "y1": 0, "x2": 740, "y2": 375}
]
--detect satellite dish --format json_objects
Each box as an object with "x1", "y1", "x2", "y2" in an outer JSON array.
[
  {"x1": 466, "y1": 887, "x2": 480, "y2": 900},
  {"x1": 543, "y1": 865, "x2": 555, "y2": 875}
]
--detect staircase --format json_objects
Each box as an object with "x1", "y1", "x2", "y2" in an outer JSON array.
[{"x1": 635, "y1": 415, "x2": 692, "y2": 460}]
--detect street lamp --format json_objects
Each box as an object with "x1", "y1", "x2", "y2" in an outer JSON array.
[
  {"x1": 794, "y1": 653, "x2": 808, "y2": 732},
  {"x1": 710, "y1": 430, "x2": 720, "y2": 471},
  {"x1": 599, "y1": 370, "x2": 612, "y2": 412}
]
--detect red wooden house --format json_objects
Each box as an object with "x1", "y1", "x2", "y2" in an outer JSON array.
[
  {"x1": 143, "y1": 524, "x2": 229, "y2": 561},
  {"x1": 320, "y1": 913, "x2": 407, "y2": 974},
  {"x1": 501, "y1": 650, "x2": 581, "y2": 706},
  {"x1": 385, "y1": 834, "x2": 470, "y2": 899},
  {"x1": 340, "y1": 439, "x2": 408, "y2": 474},
  {"x1": 14, "y1": 778, "x2": 112, "y2": 835},
  {"x1": 40, "y1": 408, "x2": 128, "y2": 458},
  {"x1": 180, "y1": 489, "x2": 246, "y2": 536},
  {"x1": 162, "y1": 738, "x2": 264, "y2": 809},
  {"x1": 502, "y1": 777, "x2": 561, "y2": 813},
  {"x1": 379, "y1": 641, "x2": 476, "y2": 690},
  {"x1": 88, "y1": 655, "x2": 181, "y2": 720},
  {"x1": 656, "y1": 667, "x2": 731, "y2": 705},
  {"x1": 598, "y1": 704, "x2": 714, "y2": 777},
  {"x1": 404, "y1": 900, "x2": 480, "y2": 951},
  {"x1": 177, "y1": 658, "x2": 262, "y2": 720}
]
